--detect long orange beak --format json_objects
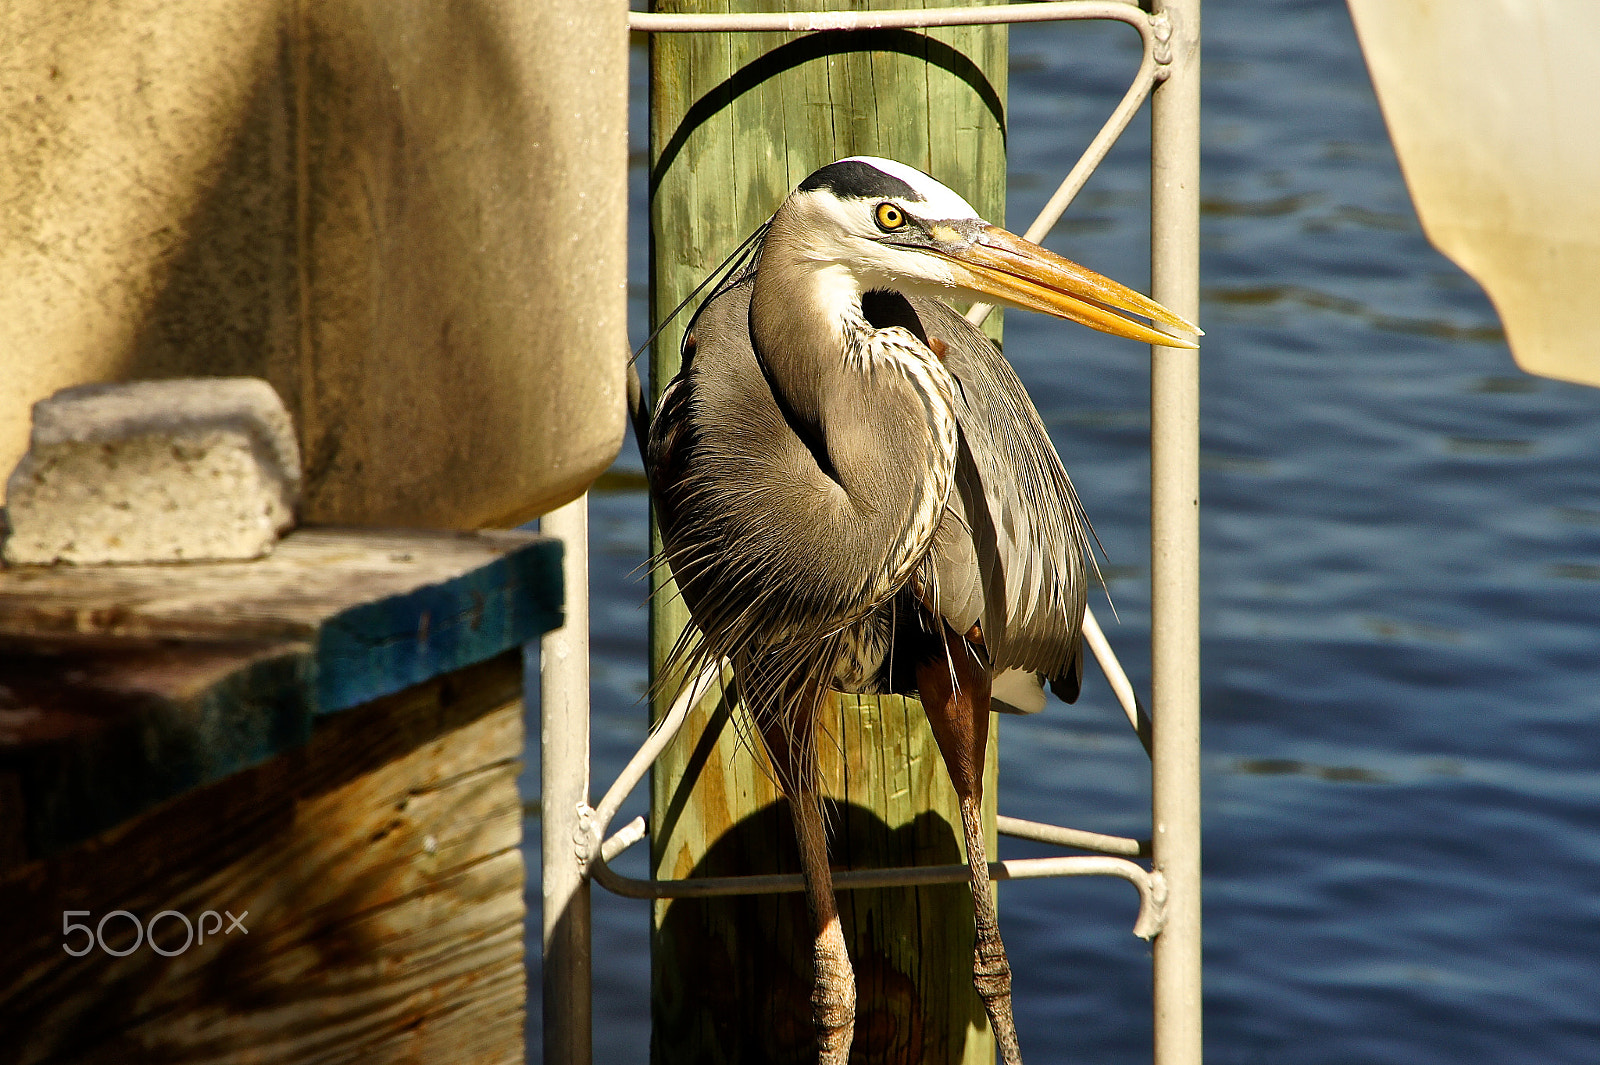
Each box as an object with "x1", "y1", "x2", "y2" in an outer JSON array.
[{"x1": 936, "y1": 224, "x2": 1202, "y2": 348}]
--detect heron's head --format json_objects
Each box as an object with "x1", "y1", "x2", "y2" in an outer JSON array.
[{"x1": 776, "y1": 157, "x2": 1200, "y2": 348}]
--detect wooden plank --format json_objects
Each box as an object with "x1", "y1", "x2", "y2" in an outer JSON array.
[
  {"x1": 648, "y1": 5, "x2": 1008, "y2": 1062},
  {"x1": 0, "y1": 651, "x2": 525, "y2": 1065},
  {"x1": 0, "y1": 527, "x2": 559, "y2": 861},
  {"x1": 0, "y1": 637, "x2": 312, "y2": 865},
  {"x1": 0, "y1": 526, "x2": 559, "y2": 712},
  {"x1": 0, "y1": 529, "x2": 560, "y2": 676}
]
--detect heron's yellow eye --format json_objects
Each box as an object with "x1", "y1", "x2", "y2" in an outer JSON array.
[{"x1": 875, "y1": 203, "x2": 906, "y2": 231}]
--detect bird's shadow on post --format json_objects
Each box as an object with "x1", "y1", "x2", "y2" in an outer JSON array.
[
  {"x1": 652, "y1": 798, "x2": 990, "y2": 1065},
  {"x1": 649, "y1": 29, "x2": 1007, "y2": 199}
]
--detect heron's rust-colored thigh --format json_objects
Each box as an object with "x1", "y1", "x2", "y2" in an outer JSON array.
[{"x1": 914, "y1": 625, "x2": 992, "y2": 802}]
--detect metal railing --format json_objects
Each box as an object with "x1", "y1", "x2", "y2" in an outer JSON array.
[{"x1": 542, "y1": 2, "x2": 1201, "y2": 1062}]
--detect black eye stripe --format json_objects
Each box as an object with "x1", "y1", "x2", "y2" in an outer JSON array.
[{"x1": 798, "y1": 159, "x2": 923, "y2": 201}]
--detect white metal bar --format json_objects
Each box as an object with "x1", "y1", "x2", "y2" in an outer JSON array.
[
  {"x1": 1149, "y1": 1, "x2": 1204, "y2": 1063},
  {"x1": 955, "y1": 6, "x2": 1169, "y2": 764},
  {"x1": 596, "y1": 813, "x2": 1149, "y2": 867},
  {"x1": 613, "y1": 6, "x2": 1204, "y2": 1063},
  {"x1": 540, "y1": 495, "x2": 593, "y2": 1065},
  {"x1": 590, "y1": 829, "x2": 1164, "y2": 939},
  {"x1": 997, "y1": 813, "x2": 1148, "y2": 858},
  {"x1": 1082, "y1": 606, "x2": 1155, "y2": 751},
  {"x1": 583, "y1": 657, "x2": 1148, "y2": 859},
  {"x1": 581, "y1": 661, "x2": 1158, "y2": 933},
  {"x1": 629, "y1": 1, "x2": 1169, "y2": 756},
  {"x1": 591, "y1": 657, "x2": 722, "y2": 838},
  {"x1": 630, "y1": 2, "x2": 1146, "y2": 35}
]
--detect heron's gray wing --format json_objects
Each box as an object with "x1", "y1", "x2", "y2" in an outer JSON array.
[
  {"x1": 647, "y1": 277, "x2": 802, "y2": 638},
  {"x1": 909, "y1": 296, "x2": 1090, "y2": 701}
]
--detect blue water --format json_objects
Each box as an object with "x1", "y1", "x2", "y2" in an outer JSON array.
[{"x1": 525, "y1": 3, "x2": 1600, "y2": 1061}]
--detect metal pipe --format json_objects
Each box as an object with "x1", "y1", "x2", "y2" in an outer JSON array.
[
  {"x1": 628, "y1": 0, "x2": 1167, "y2": 761},
  {"x1": 1082, "y1": 606, "x2": 1155, "y2": 754},
  {"x1": 937, "y1": 9, "x2": 1164, "y2": 768},
  {"x1": 997, "y1": 814, "x2": 1150, "y2": 859},
  {"x1": 630, "y1": 2, "x2": 1146, "y2": 35},
  {"x1": 967, "y1": 24, "x2": 1159, "y2": 327},
  {"x1": 540, "y1": 495, "x2": 593, "y2": 1065},
  {"x1": 592, "y1": 657, "x2": 721, "y2": 838},
  {"x1": 1148, "y1": 1, "x2": 1204, "y2": 1063},
  {"x1": 591, "y1": 837, "x2": 1165, "y2": 940},
  {"x1": 619, "y1": 6, "x2": 1204, "y2": 1059},
  {"x1": 591, "y1": 807, "x2": 1156, "y2": 896},
  {"x1": 585, "y1": 663, "x2": 1148, "y2": 863}
]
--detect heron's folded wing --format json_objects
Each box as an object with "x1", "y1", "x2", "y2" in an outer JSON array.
[{"x1": 912, "y1": 296, "x2": 1090, "y2": 699}]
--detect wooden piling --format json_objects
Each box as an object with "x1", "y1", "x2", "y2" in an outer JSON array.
[{"x1": 646, "y1": 5, "x2": 1008, "y2": 1062}]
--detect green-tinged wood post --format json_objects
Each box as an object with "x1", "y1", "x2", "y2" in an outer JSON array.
[{"x1": 647, "y1": 4, "x2": 1008, "y2": 1062}]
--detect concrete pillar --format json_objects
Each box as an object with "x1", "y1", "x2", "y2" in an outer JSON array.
[{"x1": 0, "y1": 0, "x2": 627, "y2": 527}]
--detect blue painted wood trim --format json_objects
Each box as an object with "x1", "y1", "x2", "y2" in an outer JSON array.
[
  {"x1": 0, "y1": 533, "x2": 564, "y2": 862},
  {"x1": 313, "y1": 536, "x2": 564, "y2": 714}
]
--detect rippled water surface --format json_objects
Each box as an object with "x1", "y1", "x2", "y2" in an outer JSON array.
[{"x1": 524, "y1": 3, "x2": 1600, "y2": 1061}]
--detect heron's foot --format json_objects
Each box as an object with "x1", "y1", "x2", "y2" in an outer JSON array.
[
  {"x1": 812, "y1": 914, "x2": 856, "y2": 1065},
  {"x1": 972, "y1": 919, "x2": 1023, "y2": 1065}
]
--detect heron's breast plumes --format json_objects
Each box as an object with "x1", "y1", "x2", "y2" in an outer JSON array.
[
  {"x1": 649, "y1": 276, "x2": 960, "y2": 708},
  {"x1": 845, "y1": 325, "x2": 959, "y2": 608}
]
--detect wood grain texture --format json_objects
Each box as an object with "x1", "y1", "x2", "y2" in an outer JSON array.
[
  {"x1": 0, "y1": 652, "x2": 525, "y2": 1065},
  {"x1": 0, "y1": 527, "x2": 558, "y2": 861},
  {"x1": 0, "y1": 528, "x2": 561, "y2": 686},
  {"x1": 648, "y1": 5, "x2": 1007, "y2": 1062},
  {"x1": 0, "y1": 637, "x2": 313, "y2": 865}
]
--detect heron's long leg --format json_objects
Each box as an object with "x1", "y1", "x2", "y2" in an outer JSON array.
[
  {"x1": 916, "y1": 628, "x2": 1024, "y2": 1065},
  {"x1": 756, "y1": 695, "x2": 855, "y2": 1065},
  {"x1": 790, "y1": 784, "x2": 855, "y2": 1065}
]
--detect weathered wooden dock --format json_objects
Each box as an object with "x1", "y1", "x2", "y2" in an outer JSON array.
[{"x1": 0, "y1": 528, "x2": 560, "y2": 1065}]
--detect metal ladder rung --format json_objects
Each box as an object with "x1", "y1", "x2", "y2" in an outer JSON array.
[
  {"x1": 577, "y1": 658, "x2": 1163, "y2": 938},
  {"x1": 587, "y1": 817, "x2": 1166, "y2": 939}
]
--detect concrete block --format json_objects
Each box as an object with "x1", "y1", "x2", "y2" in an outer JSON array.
[{"x1": 2, "y1": 378, "x2": 300, "y2": 565}]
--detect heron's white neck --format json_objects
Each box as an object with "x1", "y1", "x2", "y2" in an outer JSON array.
[
  {"x1": 803, "y1": 261, "x2": 879, "y2": 360},
  {"x1": 750, "y1": 220, "x2": 881, "y2": 379},
  {"x1": 755, "y1": 228, "x2": 870, "y2": 335}
]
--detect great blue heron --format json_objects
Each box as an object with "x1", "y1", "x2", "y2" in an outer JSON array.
[{"x1": 643, "y1": 157, "x2": 1198, "y2": 1065}]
